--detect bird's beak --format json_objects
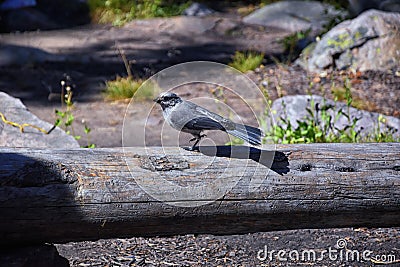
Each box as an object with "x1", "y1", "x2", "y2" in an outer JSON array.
[{"x1": 153, "y1": 97, "x2": 160, "y2": 103}]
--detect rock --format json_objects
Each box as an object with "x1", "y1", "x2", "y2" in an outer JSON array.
[
  {"x1": 0, "y1": 92, "x2": 79, "y2": 148},
  {"x1": 297, "y1": 9, "x2": 400, "y2": 72},
  {"x1": 243, "y1": 1, "x2": 347, "y2": 34},
  {"x1": 128, "y1": 16, "x2": 218, "y2": 35},
  {"x1": 0, "y1": 0, "x2": 89, "y2": 32},
  {"x1": 183, "y1": 2, "x2": 214, "y2": 17},
  {"x1": 348, "y1": 0, "x2": 400, "y2": 16},
  {"x1": 0, "y1": 244, "x2": 70, "y2": 267},
  {"x1": 270, "y1": 95, "x2": 400, "y2": 139}
]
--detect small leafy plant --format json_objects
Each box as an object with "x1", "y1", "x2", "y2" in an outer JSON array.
[
  {"x1": 229, "y1": 51, "x2": 264, "y2": 73},
  {"x1": 54, "y1": 75, "x2": 95, "y2": 148},
  {"x1": 263, "y1": 95, "x2": 398, "y2": 144}
]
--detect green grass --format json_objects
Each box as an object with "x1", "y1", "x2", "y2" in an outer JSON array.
[
  {"x1": 104, "y1": 76, "x2": 143, "y2": 100},
  {"x1": 88, "y1": 0, "x2": 191, "y2": 26},
  {"x1": 228, "y1": 51, "x2": 264, "y2": 73},
  {"x1": 103, "y1": 75, "x2": 157, "y2": 100}
]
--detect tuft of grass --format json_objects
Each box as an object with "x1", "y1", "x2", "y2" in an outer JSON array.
[
  {"x1": 88, "y1": 0, "x2": 191, "y2": 26},
  {"x1": 103, "y1": 75, "x2": 158, "y2": 101},
  {"x1": 104, "y1": 76, "x2": 143, "y2": 100},
  {"x1": 228, "y1": 51, "x2": 264, "y2": 73}
]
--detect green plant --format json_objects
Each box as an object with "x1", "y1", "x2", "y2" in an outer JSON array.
[
  {"x1": 55, "y1": 76, "x2": 95, "y2": 148},
  {"x1": 103, "y1": 75, "x2": 158, "y2": 100},
  {"x1": 263, "y1": 91, "x2": 399, "y2": 144},
  {"x1": 83, "y1": 120, "x2": 96, "y2": 148},
  {"x1": 280, "y1": 29, "x2": 311, "y2": 62},
  {"x1": 104, "y1": 45, "x2": 156, "y2": 100},
  {"x1": 104, "y1": 76, "x2": 143, "y2": 100},
  {"x1": 88, "y1": 0, "x2": 191, "y2": 26},
  {"x1": 372, "y1": 115, "x2": 398, "y2": 142},
  {"x1": 228, "y1": 51, "x2": 264, "y2": 73}
]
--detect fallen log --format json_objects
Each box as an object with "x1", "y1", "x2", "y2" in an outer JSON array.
[{"x1": 0, "y1": 143, "x2": 399, "y2": 246}]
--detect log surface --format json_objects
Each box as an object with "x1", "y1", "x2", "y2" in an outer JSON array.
[{"x1": 0, "y1": 143, "x2": 399, "y2": 246}]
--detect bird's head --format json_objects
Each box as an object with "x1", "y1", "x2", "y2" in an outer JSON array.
[{"x1": 153, "y1": 92, "x2": 182, "y2": 109}]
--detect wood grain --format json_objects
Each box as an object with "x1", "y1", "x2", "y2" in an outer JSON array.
[{"x1": 0, "y1": 143, "x2": 399, "y2": 246}]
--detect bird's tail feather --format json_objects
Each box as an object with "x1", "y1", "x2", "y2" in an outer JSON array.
[{"x1": 227, "y1": 123, "x2": 262, "y2": 146}]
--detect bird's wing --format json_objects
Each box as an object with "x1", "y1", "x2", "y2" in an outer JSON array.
[
  {"x1": 186, "y1": 101, "x2": 236, "y2": 130},
  {"x1": 183, "y1": 117, "x2": 225, "y2": 130}
]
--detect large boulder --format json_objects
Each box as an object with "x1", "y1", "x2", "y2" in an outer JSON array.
[
  {"x1": 243, "y1": 0, "x2": 346, "y2": 33},
  {"x1": 270, "y1": 95, "x2": 400, "y2": 139},
  {"x1": 297, "y1": 9, "x2": 400, "y2": 72},
  {"x1": 0, "y1": 92, "x2": 79, "y2": 148}
]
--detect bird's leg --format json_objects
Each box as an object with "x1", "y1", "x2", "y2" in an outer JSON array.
[
  {"x1": 191, "y1": 138, "x2": 200, "y2": 150},
  {"x1": 189, "y1": 134, "x2": 207, "y2": 151},
  {"x1": 189, "y1": 134, "x2": 206, "y2": 142}
]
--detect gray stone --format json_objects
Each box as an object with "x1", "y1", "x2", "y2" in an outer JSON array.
[
  {"x1": 270, "y1": 95, "x2": 400, "y2": 139},
  {"x1": 297, "y1": 9, "x2": 400, "y2": 72},
  {"x1": 348, "y1": 0, "x2": 400, "y2": 16},
  {"x1": 0, "y1": 92, "x2": 79, "y2": 148},
  {"x1": 243, "y1": 1, "x2": 346, "y2": 33},
  {"x1": 183, "y1": 2, "x2": 214, "y2": 17}
]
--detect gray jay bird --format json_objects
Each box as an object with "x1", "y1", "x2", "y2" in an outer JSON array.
[{"x1": 154, "y1": 92, "x2": 262, "y2": 150}]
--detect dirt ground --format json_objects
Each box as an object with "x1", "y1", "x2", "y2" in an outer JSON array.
[
  {"x1": 1, "y1": 12, "x2": 399, "y2": 267},
  {"x1": 56, "y1": 228, "x2": 400, "y2": 266},
  {"x1": 2, "y1": 64, "x2": 399, "y2": 148},
  {"x1": 1, "y1": 15, "x2": 399, "y2": 148}
]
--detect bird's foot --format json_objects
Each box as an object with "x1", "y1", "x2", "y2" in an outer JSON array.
[{"x1": 182, "y1": 146, "x2": 199, "y2": 152}]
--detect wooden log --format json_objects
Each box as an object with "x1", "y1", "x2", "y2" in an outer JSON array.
[{"x1": 0, "y1": 143, "x2": 399, "y2": 246}]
